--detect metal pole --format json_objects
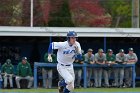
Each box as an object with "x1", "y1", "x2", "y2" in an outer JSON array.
[
  {"x1": 30, "y1": 0, "x2": 33, "y2": 27},
  {"x1": 132, "y1": 0, "x2": 139, "y2": 28},
  {"x1": 104, "y1": 37, "x2": 106, "y2": 53}
]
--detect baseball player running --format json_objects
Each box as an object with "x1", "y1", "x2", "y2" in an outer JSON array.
[{"x1": 47, "y1": 31, "x2": 82, "y2": 93}]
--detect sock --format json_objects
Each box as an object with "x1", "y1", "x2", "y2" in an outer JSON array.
[
  {"x1": 59, "y1": 79, "x2": 67, "y2": 87},
  {"x1": 64, "y1": 87, "x2": 70, "y2": 93}
]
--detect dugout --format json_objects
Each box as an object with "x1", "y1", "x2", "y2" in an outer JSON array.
[{"x1": 0, "y1": 27, "x2": 140, "y2": 87}]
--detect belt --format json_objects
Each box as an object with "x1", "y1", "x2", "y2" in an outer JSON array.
[{"x1": 61, "y1": 64, "x2": 71, "y2": 66}]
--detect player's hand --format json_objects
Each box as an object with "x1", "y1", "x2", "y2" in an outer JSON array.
[
  {"x1": 10, "y1": 74, "x2": 13, "y2": 77},
  {"x1": 123, "y1": 62, "x2": 127, "y2": 64},
  {"x1": 80, "y1": 61, "x2": 84, "y2": 64},
  {"x1": 73, "y1": 43, "x2": 80, "y2": 54},
  {"x1": 48, "y1": 54, "x2": 52, "y2": 62},
  {"x1": 90, "y1": 61, "x2": 94, "y2": 64},
  {"x1": 4, "y1": 73, "x2": 7, "y2": 77},
  {"x1": 75, "y1": 60, "x2": 79, "y2": 62}
]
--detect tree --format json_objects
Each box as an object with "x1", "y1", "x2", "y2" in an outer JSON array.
[
  {"x1": 69, "y1": 0, "x2": 112, "y2": 27},
  {"x1": 48, "y1": 0, "x2": 74, "y2": 27},
  {"x1": 9, "y1": 0, "x2": 23, "y2": 26},
  {"x1": 0, "y1": 0, "x2": 13, "y2": 25},
  {"x1": 33, "y1": 0, "x2": 51, "y2": 26},
  {"x1": 100, "y1": 0, "x2": 132, "y2": 27}
]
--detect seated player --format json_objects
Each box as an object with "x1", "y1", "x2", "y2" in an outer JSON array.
[
  {"x1": 1, "y1": 59, "x2": 14, "y2": 88},
  {"x1": 15, "y1": 57, "x2": 33, "y2": 89}
]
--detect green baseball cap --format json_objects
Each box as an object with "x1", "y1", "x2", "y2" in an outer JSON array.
[
  {"x1": 22, "y1": 57, "x2": 27, "y2": 60},
  {"x1": 108, "y1": 49, "x2": 113, "y2": 52},
  {"x1": 6, "y1": 59, "x2": 11, "y2": 64},
  {"x1": 129, "y1": 48, "x2": 133, "y2": 51},
  {"x1": 119, "y1": 49, "x2": 124, "y2": 53}
]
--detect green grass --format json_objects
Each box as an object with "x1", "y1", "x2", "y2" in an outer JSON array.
[{"x1": 0, "y1": 88, "x2": 140, "y2": 92}]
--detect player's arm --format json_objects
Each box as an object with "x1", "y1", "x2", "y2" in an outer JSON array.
[
  {"x1": 128, "y1": 54, "x2": 138, "y2": 64},
  {"x1": 48, "y1": 43, "x2": 53, "y2": 55},
  {"x1": 48, "y1": 43, "x2": 53, "y2": 62},
  {"x1": 90, "y1": 55, "x2": 95, "y2": 64},
  {"x1": 74, "y1": 42, "x2": 82, "y2": 60},
  {"x1": 116, "y1": 55, "x2": 122, "y2": 63},
  {"x1": 102, "y1": 54, "x2": 106, "y2": 64},
  {"x1": 48, "y1": 42, "x2": 63, "y2": 62},
  {"x1": 122, "y1": 55, "x2": 127, "y2": 64}
]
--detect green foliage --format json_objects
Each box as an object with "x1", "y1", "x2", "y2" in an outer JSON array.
[
  {"x1": 48, "y1": 0, "x2": 74, "y2": 27},
  {"x1": 101, "y1": 0, "x2": 132, "y2": 27}
]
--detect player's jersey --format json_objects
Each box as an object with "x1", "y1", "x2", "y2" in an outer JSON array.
[
  {"x1": 52, "y1": 41, "x2": 81, "y2": 65},
  {"x1": 126, "y1": 53, "x2": 138, "y2": 61}
]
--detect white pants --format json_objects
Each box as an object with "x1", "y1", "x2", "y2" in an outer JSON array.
[
  {"x1": 57, "y1": 63, "x2": 75, "y2": 91},
  {"x1": 15, "y1": 76, "x2": 33, "y2": 88}
]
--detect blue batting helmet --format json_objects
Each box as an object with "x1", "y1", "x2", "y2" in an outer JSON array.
[
  {"x1": 67, "y1": 31, "x2": 77, "y2": 37},
  {"x1": 67, "y1": 31, "x2": 78, "y2": 41}
]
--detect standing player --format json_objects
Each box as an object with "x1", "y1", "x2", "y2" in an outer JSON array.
[
  {"x1": 47, "y1": 31, "x2": 82, "y2": 93},
  {"x1": 115, "y1": 49, "x2": 127, "y2": 88},
  {"x1": 125, "y1": 48, "x2": 138, "y2": 87}
]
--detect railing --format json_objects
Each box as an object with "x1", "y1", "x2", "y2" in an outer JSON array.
[{"x1": 34, "y1": 62, "x2": 136, "y2": 88}]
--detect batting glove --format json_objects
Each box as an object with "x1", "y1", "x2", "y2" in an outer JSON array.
[{"x1": 48, "y1": 54, "x2": 52, "y2": 62}]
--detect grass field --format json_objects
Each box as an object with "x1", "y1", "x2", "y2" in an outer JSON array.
[{"x1": 0, "y1": 88, "x2": 140, "y2": 93}]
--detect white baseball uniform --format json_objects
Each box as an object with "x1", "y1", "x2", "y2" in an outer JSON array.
[{"x1": 52, "y1": 41, "x2": 81, "y2": 91}]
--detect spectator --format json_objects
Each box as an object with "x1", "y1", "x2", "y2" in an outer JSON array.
[
  {"x1": 42, "y1": 53, "x2": 56, "y2": 88},
  {"x1": 115, "y1": 49, "x2": 127, "y2": 88},
  {"x1": 84, "y1": 49, "x2": 94, "y2": 87},
  {"x1": 94, "y1": 49, "x2": 106, "y2": 88},
  {"x1": 124, "y1": 48, "x2": 138, "y2": 87},
  {"x1": 74, "y1": 50, "x2": 85, "y2": 88},
  {"x1": 105, "y1": 49, "x2": 116, "y2": 87},
  {"x1": 15, "y1": 57, "x2": 33, "y2": 89},
  {"x1": 1, "y1": 59, "x2": 14, "y2": 88}
]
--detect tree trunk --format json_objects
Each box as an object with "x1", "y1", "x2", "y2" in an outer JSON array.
[{"x1": 115, "y1": 16, "x2": 121, "y2": 27}]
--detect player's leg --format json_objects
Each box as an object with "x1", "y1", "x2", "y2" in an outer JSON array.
[
  {"x1": 94, "y1": 68, "x2": 98, "y2": 87},
  {"x1": 15, "y1": 76, "x2": 22, "y2": 88},
  {"x1": 103, "y1": 69, "x2": 109, "y2": 87},
  {"x1": 74, "y1": 69, "x2": 78, "y2": 87},
  {"x1": 64, "y1": 65, "x2": 75, "y2": 93},
  {"x1": 77, "y1": 69, "x2": 82, "y2": 88},
  {"x1": 24, "y1": 76, "x2": 34, "y2": 88},
  {"x1": 119, "y1": 68, "x2": 124, "y2": 87},
  {"x1": 42, "y1": 68, "x2": 47, "y2": 88},
  {"x1": 124, "y1": 67, "x2": 132, "y2": 87},
  {"x1": 8, "y1": 76, "x2": 13, "y2": 88},
  {"x1": 98, "y1": 68, "x2": 103, "y2": 87},
  {"x1": 57, "y1": 65, "x2": 72, "y2": 93},
  {"x1": 128, "y1": 67, "x2": 133, "y2": 87},
  {"x1": 87, "y1": 68, "x2": 92, "y2": 87},
  {"x1": 3, "y1": 76, "x2": 8, "y2": 88},
  {"x1": 48, "y1": 69, "x2": 53, "y2": 88},
  {"x1": 57, "y1": 64, "x2": 74, "y2": 93},
  {"x1": 114, "y1": 68, "x2": 119, "y2": 87}
]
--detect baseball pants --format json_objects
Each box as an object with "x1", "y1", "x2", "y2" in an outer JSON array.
[{"x1": 57, "y1": 63, "x2": 75, "y2": 91}]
